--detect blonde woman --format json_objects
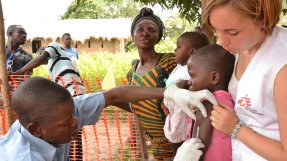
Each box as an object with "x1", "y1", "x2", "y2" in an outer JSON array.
[{"x1": 203, "y1": 0, "x2": 287, "y2": 160}]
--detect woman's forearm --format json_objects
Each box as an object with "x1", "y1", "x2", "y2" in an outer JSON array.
[{"x1": 237, "y1": 126, "x2": 287, "y2": 161}]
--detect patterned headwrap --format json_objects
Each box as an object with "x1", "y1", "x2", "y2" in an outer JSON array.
[{"x1": 131, "y1": 7, "x2": 164, "y2": 42}]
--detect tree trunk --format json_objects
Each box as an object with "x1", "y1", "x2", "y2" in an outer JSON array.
[
  {"x1": 201, "y1": 0, "x2": 215, "y2": 44},
  {"x1": 0, "y1": 0, "x2": 14, "y2": 129}
]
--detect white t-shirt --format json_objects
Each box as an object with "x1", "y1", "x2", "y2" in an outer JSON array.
[
  {"x1": 165, "y1": 64, "x2": 190, "y2": 88},
  {"x1": 164, "y1": 64, "x2": 192, "y2": 143}
]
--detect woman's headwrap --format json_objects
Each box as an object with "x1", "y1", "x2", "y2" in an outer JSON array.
[{"x1": 131, "y1": 7, "x2": 164, "y2": 42}]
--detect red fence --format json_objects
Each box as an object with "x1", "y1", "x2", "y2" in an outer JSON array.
[{"x1": 0, "y1": 75, "x2": 149, "y2": 161}]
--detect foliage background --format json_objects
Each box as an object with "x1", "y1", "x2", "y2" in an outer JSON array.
[
  {"x1": 33, "y1": 40, "x2": 180, "y2": 83},
  {"x1": 34, "y1": 0, "x2": 287, "y2": 92},
  {"x1": 33, "y1": 52, "x2": 138, "y2": 90}
]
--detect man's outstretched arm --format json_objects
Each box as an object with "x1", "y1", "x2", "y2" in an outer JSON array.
[
  {"x1": 11, "y1": 52, "x2": 49, "y2": 75},
  {"x1": 102, "y1": 85, "x2": 217, "y2": 116},
  {"x1": 102, "y1": 86, "x2": 165, "y2": 107}
]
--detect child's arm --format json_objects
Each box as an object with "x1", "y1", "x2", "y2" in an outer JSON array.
[{"x1": 193, "y1": 101, "x2": 213, "y2": 161}]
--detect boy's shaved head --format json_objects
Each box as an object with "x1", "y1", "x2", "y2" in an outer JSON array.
[
  {"x1": 12, "y1": 77, "x2": 72, "y2": 126},
  {"x1": 190, "y1": 44, "x2": 235, "y2": 85}
]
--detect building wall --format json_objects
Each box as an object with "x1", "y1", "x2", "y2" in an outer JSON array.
[{"x1": 21, "y1": 37, "x2": 127, "y2": 54}]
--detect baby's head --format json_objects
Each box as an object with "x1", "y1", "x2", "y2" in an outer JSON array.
[
  {"x1": 187, "y1": 44, "x2": 235, "y2": 92},
  {"x1": 12, "y1": 77, "x2": 78, "y2": 144},
  {"x1": 175, "y1": 31, "x2": 209, "y2": 65}
]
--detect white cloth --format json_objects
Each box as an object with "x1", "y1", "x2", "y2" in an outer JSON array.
[
  {"x1": 228, "y1": 56, "x2": 239, "y2": 101},
  {"x1": 165, "y1": 64, "x2": 190, "y2": 88},
  {"x1": 164, "y1": 64, "x2": 192, "y2": 143},
  {"x1": 229, "y1": 26, "x2": 287, "y2": 161},
  {"x1": 163, "y1": 99, "x2": 193, "y2": 143}
]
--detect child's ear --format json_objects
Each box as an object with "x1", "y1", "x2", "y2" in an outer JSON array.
[
  {"x1": 189, "y1": 48, "x2": 195, "y2": 55},
  {"x1": 211, "y1": 71, "x2": 220, "y2": 85},
  {"x1": 27, "y1": 123, "x2": 42, "y2": 137}
]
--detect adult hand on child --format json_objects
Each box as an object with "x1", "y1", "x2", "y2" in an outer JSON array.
[
  {"x1": 164, "y1": 85, "x2": 217, "y2": 120},
  {"x1": 211, "y1": 104, "x2": 239, "y2": 135},
  {"x1": 173, "y1": 138, "x2": 205, "y2": 161}
]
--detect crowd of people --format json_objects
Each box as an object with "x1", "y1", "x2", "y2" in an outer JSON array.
[{"x1": 1, "y1": 0, "x2": 287, "y2": 160}]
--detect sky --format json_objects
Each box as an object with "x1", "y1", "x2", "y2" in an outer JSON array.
[
  {"x1": 1, "y1": 0, "x2": 176, "y2": 40},
  {"x1": 2, "y1": 0, "x2": 73, "y2": 22},
  {"x1": 1, "y1": 0, "x2": 174, "y2": 22}
]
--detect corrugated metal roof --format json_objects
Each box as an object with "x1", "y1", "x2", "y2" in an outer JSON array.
[{"x1": 4, "y1": 18, "x2": 132, "y2": 41}]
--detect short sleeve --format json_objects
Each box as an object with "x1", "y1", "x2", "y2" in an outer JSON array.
[
  {"x1": 73, "y1": 92, "x2": 105, "y2": 128},
  {"x1": 45, "y1": 42, "x2": 63, "y2": 59}
]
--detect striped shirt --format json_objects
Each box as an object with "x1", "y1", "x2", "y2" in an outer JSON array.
[
  {"x1": 130, "y1": 53, "x2": 177, "y2": 160},
  {"x1": 45, "y1": 42, "x2": 86, "y2": 96}
]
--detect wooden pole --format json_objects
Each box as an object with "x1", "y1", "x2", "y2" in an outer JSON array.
[{"x1": 0, "y1": 0, "x2": 14, "y2": 129}]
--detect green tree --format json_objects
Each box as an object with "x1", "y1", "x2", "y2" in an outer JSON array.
[
  {"x1": 164, "y1": 13, "x2": 196, "y2": 39},
  {"x1": 135, "y1": 0, "x2": 287, "y2": 23},
  {"x1": 65, "y1": 0, "x2": 287, "y2": 22},
  {"x1": 61, "y1": 0, "x2": 144, "y2": 19},
  {"x1": 134, "y1": 0, "x2": 203, "y2": 24},
  {"x1": 135, "y1": 0, "x2": 287, "y2": 42}
]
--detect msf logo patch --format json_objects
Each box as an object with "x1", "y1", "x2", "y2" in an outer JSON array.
[
  {"x1": 237, "y1": 95, "x2": 251, "y2": 108},
  {"x1": 237, "y1": 94, "x2": 264, "y2": 116}
]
